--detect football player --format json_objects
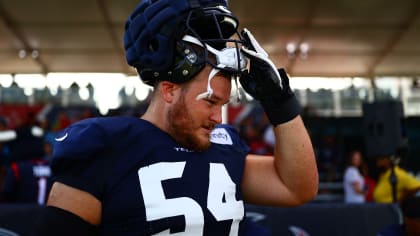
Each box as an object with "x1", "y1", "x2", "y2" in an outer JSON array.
[{"x1": 35, "y1": 0, "x2": 318, "y2": 235}]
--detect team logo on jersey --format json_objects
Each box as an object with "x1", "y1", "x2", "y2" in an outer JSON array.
[
  {"x1": 210, "y1": 128, "x2": 233, "y2": 145},
  {"x1": 55, "y1": 132, "x2": 68, "y2": 141}
]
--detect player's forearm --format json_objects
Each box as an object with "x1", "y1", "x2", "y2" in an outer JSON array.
[
  {"x1": 273, "y1": 116, "x2": 318, "y2": 204},
  {"x1": 239, "y1": 29, "x2": 318, "y2": 204}
]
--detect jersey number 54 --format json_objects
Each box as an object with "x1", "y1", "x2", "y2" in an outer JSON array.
[{"x1": 138, "y1": 162, "x2": 244, "y2": 236}]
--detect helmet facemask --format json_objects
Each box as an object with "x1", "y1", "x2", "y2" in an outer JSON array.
[
  {"x1": 180, "y1": 35, "x2": 247, "y2": 100},
  {"x1": 173, "y1": 5, "x2": 248, "y2": 100}
]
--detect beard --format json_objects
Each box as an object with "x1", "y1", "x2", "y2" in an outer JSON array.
[{"x1": 167, "y1": 94, "x2": 212, "y2": 152}]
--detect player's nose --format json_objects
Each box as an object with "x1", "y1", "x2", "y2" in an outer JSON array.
[{"x1": 209, "y1": 106, "x2": 223, "y2": 124}]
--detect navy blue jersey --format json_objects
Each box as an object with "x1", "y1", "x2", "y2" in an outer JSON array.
[
  {"x1": 2, "y1": 159, "x2": 52, "y2": 204},
  {"x1": 52, "y1": 116, "x2": 250, "y2": 236}
]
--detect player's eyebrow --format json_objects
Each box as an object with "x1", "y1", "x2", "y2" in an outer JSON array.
[{"x1": 207, "y1": 94, "x2": 230, "y2": 105}]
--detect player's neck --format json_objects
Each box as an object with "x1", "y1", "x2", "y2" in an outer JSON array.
[{"x1": 141, "y1": 105, "x2": 167, "y2": 133}]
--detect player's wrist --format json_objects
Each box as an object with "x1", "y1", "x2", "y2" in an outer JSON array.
[
  {"x1": 260, "y1": 94, "x2": 302, "y2": 126},
  {"x1": 256, "y1": 68, "x2": 302, "y2": 126}
]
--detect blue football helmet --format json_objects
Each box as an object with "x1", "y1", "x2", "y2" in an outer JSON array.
[{"x1": 124, "y1": 0, "x2": 247, "y2": 87}]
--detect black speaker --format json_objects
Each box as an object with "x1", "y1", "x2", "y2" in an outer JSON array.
[{"x1": 362, "y1": 100, "x2": 405, "y2": 159}]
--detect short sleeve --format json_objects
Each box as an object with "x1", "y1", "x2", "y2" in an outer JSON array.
[
  {"x1": 344, "y1": 168, "x2": 358, "y2": 183},
  {"x1": 51, "y1": 118, "x2": 115, "y2": 200}
]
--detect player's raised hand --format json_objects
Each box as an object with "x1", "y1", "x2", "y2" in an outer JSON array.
[{"x1": 240, "y1": 28, "x2": 301, "y2": 126}]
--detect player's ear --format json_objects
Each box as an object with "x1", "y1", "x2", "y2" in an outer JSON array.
[{"x1": 159, "y1": 81, "x2": 180, "y2": 103}]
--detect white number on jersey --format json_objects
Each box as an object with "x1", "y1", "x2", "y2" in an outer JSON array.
[{"x1": 138, "y1": 162, "x2": 244, "y2": 236}]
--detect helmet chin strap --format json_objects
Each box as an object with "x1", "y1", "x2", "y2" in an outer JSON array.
[
  {"x1": 196, "y1": 68, "x2": 220, "y2": 100},
  {"x1": 196, "y1": 70, "x2": 243, "y2": 103}
]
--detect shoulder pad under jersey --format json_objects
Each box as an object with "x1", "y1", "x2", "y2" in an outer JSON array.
[{"x1": 52, "y1": 116, "x2": 147, "y2": 162}]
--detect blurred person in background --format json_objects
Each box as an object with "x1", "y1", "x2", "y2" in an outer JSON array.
[
  {"x1": 343, "y1": 150, "x2": 366, "y2": 203},
  {"x1": 0, "y1": 116, "x2": 10, "y2": 201},
  {"x1": 1, "y1": 155, "x2": 52, "y2": 205},
  {"x1": 374, "y1": 156, "x2": 420, "y2": 203},
  {"x1": 317, "y1": 135, "x2": 341, "y2": 182},
  {"x1": 0, "y1": 112, "x2": 53, "y2": 204},
  {"x1": 238, "y1": 116, "x2": 272, "y2": 155},
  {"x1": 0, "y1": 112, "x2": 44, "y2": 164},
  {"x1": 0, "y1": 112, "x2": 45, "y2": 163},
  {"x1": 51, "y1": 110, "x2": 72, "y2": 132},
  {"x1": 361, "y1": 160, "x2": 376, "y2": 203}
]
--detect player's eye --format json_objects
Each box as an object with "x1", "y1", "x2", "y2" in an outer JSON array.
[{"x1": 205, "y1": 99, "x2": 217, "y2": 106}]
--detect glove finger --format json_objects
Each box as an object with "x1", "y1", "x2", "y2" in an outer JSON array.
[
  {"x1": 241, "y1": 47, "x2": 282, "y2": 87},
  {"x1": 242, "y1": 28, "x2": 268, "y2": 57},
  {"x1": 265, "y1": 61, "x2": 283, "y2": 89},
  {"x1": 241, "y1": 47, "x2": 271, "y2": 66},
  {"x1": 278, "y1": 68, "x2": 290, "y2": 88},
  {"x1": 240, "y1": 46, "x2": 259, "y2": 59},
  {"x1": 239, "y1": 73, "x2": 257, "y2": 97},
  {"x1": 241, "y1": 47, "x2": 270, "y2": 69}
]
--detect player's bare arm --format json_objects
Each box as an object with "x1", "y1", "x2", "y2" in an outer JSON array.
[
  {"x1": 239, "y1": 29, "x2": 318, "y2": 206},
  {"x1": 47, "y1": 182, "x2": 102, "y2": 225},
  {"x1": 242, "y1": 116, "x2": 318, "y2": 206}
]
